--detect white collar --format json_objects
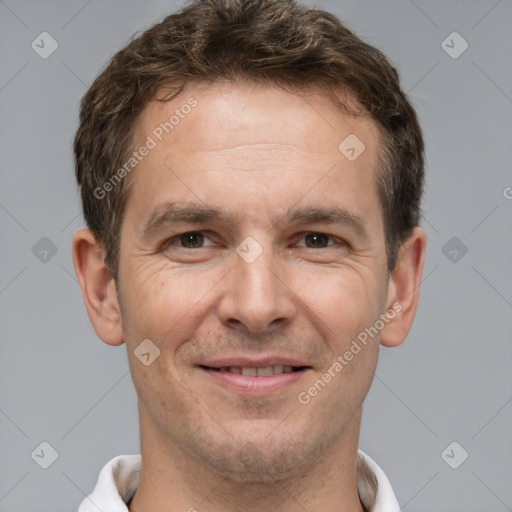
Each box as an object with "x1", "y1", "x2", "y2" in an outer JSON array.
[{"x1": 78, "y1": 450, "x2": 400, "y2": 512}]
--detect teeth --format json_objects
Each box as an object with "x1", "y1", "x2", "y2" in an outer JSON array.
[
  {"x1": 220, "y1": 365, "x2": 296, "y2": 376},
  {"x1": 257, "y1": 366, "x2": 274, "y2": 377}
]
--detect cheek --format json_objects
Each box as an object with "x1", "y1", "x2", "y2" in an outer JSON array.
[
  {"x1": 295, "y1": 265, "x2": 385, "y2": 347},
  {"x1": 119, "y1": 261, "x2": 220, "y2": 349},
  {"x1": 129, "y1": 349, "x2": 200, "y2": 440}
]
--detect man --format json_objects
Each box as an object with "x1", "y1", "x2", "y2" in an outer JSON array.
[{"x1": 72, "y1": 0, "x2": 426, "y2": 510}]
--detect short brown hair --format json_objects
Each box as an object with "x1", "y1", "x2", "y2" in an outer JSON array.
[{"x1": 74, "y1": 0, "x2": 424, "y2": 279}]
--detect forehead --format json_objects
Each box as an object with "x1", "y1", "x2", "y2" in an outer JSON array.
[
  {"x1": 127, "y1": 81, "x2": 383, "y2": 231},
  {"x1": 134, "y1": 81, "x2": 379, "y2": 157}
]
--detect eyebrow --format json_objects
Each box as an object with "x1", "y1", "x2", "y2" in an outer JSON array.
[
  {"x1": 142, "y1": 203, "x2": 229, "y2": 239},
  {"x1": 283, "y1": 206, "x2": 369, "y2": 240},
  {"x1": 141, "y1": 202, "x2": 369, "y2": 241}
]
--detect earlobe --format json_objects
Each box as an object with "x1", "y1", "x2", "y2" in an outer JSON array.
[
  {"x1": 72, "y1": 228, "x2": 125, "y2": 346},
  {"x1": 380, "y1": 227, "x2": 427, "y2": 348}
]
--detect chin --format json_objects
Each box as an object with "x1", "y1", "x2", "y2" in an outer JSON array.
[
  {"x1": 210, "y1": 451, "x2": 305, "y2": 484},
  {"x1": 191, "y1": 428, "x2": 335, "y2": 485}
]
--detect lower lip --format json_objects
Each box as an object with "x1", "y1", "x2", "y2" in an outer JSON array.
[{"x1": 201, "y1": 368, "x2": 308, "y2": 395}]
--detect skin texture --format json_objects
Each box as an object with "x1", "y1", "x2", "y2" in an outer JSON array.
[{"x1": 73, "y1": 81, "x2": 426, "y2": 512}]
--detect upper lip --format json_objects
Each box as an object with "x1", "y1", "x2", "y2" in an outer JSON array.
[{"x1": 200, "y1": 357, "x2": 311, "y2": 368}]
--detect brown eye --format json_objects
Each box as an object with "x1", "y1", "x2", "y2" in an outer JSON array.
[
  {"x1": 178, "y1": 233, "x2": 204, "y2": 248},
  {"x1": 303, "y1": 233, "x2": 331, "y2": 248}
]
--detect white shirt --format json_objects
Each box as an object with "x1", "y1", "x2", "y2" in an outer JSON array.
[{"x1": 78, "y1": 450, "x2": 400, "y2": 512}]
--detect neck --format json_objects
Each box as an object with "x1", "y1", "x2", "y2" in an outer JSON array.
[{"x1": 129, "y1": 408, "x2": 365, "y2": 512}]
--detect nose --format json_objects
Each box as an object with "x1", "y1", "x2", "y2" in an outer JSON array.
[{"x1": 216, "y1": 246, "x2": 297, "y2": 334}]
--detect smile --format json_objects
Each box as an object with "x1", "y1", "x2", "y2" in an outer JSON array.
[
  {"x1": 205, "y1": 365, "x2": 306, "y2": 376},
  {"x1": 199, "y1": 361, "x2": 311, "y2": 395}
]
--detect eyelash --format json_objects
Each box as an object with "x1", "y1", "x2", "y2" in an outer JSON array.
[{"x1": 162, "y1": 231, "x2": 346, "y2": 250}]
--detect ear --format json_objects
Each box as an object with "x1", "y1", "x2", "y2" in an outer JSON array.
[
  {"x1": 380, "y1": 227, "x2": 426, "y2": 348},
  {"x1": 72, "y1": 228, "x2": 124, "y2": 346}
]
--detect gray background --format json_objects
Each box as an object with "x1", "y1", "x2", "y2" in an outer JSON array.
[{"x1": 1, "y1": 0, "x2": 511, "y2": 510}]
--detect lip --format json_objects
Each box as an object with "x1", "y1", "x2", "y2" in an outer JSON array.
[
  {"x1": 199, "y1": 356, "x2": 312, "y2": 395},
  {"x1": 201, "y1": 367, "x2": 310, "y2": 394},
  {"x1": 200, "y1": 357, "x2": 310, "y2": 368}
]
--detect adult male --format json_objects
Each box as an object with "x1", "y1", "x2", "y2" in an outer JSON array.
[{"x1": 72, "y1": 0, "x2": 426, "y2": 510}]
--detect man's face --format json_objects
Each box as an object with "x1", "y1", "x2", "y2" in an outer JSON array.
[{"x1": 117, "y1": 81, "x2": 392, "y2": 480}]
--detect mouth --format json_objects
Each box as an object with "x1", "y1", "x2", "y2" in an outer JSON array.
[
  {"x1": 200, "y1": 364, "x2": 309, "y2": 376},
  {"x1": 198, "y1": 359, "x2": 312, "y2": 394}
]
